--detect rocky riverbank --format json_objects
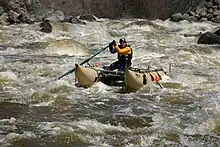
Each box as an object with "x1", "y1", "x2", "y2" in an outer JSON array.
[
  {"x1": 0, "y1": 0, "x2": 205, "y2": 25},
  {"x1": 170, "y1": 0, "x2": 220, "y2": 23},
  {"x1": 0, "y1": 0, "x2": 45, "y2": 24},
  {"x1": 1, "y1": 0, "x2": 220, "y2": 25},
  {"x1": 0, "y1": 0, "x2": 99, "y2": 25}
]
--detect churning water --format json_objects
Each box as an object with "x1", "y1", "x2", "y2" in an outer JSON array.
[{"x1": 0, "y1": 18, "x2": 220, "y2": 146}]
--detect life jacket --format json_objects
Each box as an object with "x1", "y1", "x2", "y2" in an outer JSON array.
[{"x1": 117, "y1": 44, "x2": 133, "y2": 64}]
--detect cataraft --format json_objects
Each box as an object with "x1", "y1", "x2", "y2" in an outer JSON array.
[
  {"x1": 75, "y1": 64, "x2": 169, "y2": 92},
  {"x1": 57, "y1": 45, "x2": 170, "y2": 92}
]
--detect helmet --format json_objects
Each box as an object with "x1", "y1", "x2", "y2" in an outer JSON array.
[{"x1": 119, "y1": 38, "x2": 127, "y2": 44}]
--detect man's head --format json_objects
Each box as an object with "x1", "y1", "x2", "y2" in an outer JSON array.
[{"x1": 119, "y1": 38, "x2": 127, "y2": 47}]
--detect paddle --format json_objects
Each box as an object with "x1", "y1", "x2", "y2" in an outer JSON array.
[
  {"x1": 131, "y1": 67, "x2": 165, "y2": 73},
  {"x1": 157, "y1": 83, "x2": 163, "y2": 89},
  {"x1": 57, "y1": 45, "x2": 109, "y2": 80}
]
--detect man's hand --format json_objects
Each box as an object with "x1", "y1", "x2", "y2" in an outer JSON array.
[
  {"x1": 109, "y1": 40, "x2": 117, "y2": 53},
  {"x1": 112, "y1": 40, "x2": 116, "y2": 46},
  {"x1": 109, "y1": 40, "x2": 116, "y2": 46}
]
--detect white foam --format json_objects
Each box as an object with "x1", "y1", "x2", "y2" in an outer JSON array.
[
  {"x1": 44, "y1": 39, "x2": 90, "y2": 56},
  {"x1": 0, "y1": 71, "x2": 18, "y2": 81}
]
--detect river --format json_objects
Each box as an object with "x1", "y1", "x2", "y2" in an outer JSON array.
[{"x1": 0, "y1": 18, "x2": 220, "y2": 146}]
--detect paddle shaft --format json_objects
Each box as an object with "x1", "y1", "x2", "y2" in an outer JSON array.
[
  {"x1": 131, "y1": 68, "x2": 165, "y2": 73},
  {"x1": 57, "y1": 45, "x2": 109, "y2": 80},
  {"x1": 157, "y1": 83, "x2": 163, "y2": 89},
  {"x1": 95, "y1": 68, "x2": 165, "y2": 75}
]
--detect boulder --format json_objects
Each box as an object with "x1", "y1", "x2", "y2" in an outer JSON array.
[
  {"x1": 39, "y1": 19, "x2": 52, "y2": 33},
  {"x1": 78, "y1": 14, "x2": 98, "y2": 21},
  {"x1": 0, "y1": 0, "x2": 45, "y2": 24},
  {"x1": 187, "y1": 11, "x2": 200, "y2": 18},
  {"x1": 214, "y1": 28, "x2": 220, "y2": 35},
  {"x1": 0, "y1": 6, "x2": 4, "y2": 15},
  {"x1": 70, "y1": 17, "x2": 86, "y2": 25},
  {"x1": 43, "y1": 10, "x2": 64, "y2": 22},
  {"x1": 54, "y1": 10, "x2": 64, "y2": 21},
  {"x1": 196, "y1": 4, "x2": 207, "y2": 15},
  {"x1": 182, "y1": 13, "x2": 198, "y2": 21},
  {"x1": 213, "y1": 15, "x2": 220, "y2": 22},
  {"x1": 62, "y1": 15, "x2": 86, "y2": 24},
  {"x1": 197, "y1": 32, "x2": 220, "y2": 44},
  {"x1": 205, "y1": 1, "x2": 214, "y2": 8},
  {"x1": 200, "y1": 17, "x2": 208, "y2": 21},
  {"x1": 170, "y1": 13, "x2": 182, "y2": 22},
  {"x1": 213, "y1": 10, "x2": 220, "y2": 16},
  {"x1": 8, "y1": 10, "x2": 21, "y2": 23},
  {"x1": 8, "y1": 0, "x2": 20, "y2": 11},
  {"x1": 206, "y1": 13, "x2": 214, "y2": 20},
  {"x1": 214, "y1": 0, "x2": 220, "y2": 5}
]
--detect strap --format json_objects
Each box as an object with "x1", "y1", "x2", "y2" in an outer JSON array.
[
  {"x1": 143, "y1": 73, "x2": 147, "y2": 85},
  {"x1": 156, "y1": 71, "x2": 162, "y2": 80}
]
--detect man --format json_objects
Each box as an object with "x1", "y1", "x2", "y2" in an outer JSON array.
[{"x1": 106, "y1": 38, "x2": 133, "y2": 71}]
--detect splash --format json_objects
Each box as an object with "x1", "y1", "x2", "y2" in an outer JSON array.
[{"x1": 44, "y1": 39, "x2": 90, "y2": 56}]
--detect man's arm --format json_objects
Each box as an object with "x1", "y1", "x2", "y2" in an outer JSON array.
[{"x1": 115, "y1": 46, "x2": 132, "y2": 55}]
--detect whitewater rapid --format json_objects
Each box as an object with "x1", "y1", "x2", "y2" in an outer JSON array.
[{"x1": 0, "y1": 19, "x2": 219, "y2": 146}]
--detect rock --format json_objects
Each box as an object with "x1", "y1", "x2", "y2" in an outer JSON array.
[
  {"x1": 214, "y1": 28, "x2": 220, "y2": 35},
  {"x1": 20, "y1": 1, "x2": 26, "y2": 8},
  {"x1": 62, "y1": 15, "x2": 86, "y2": 24},
  {"x1": 25, "y1": 0, "x2": 32, "y2": 7},
  {"x1": 63, "y1": 15, "x2": 72, "y2": 22},
  {"x1": 213, "y1": 15, "x2": 220, "y2": 22},
  {"x1": 214, "y1": 0, "x2": 220, "y2": 5},
  {"x1": 196, "y1": 7, "x2": 207, "y2": 16},
  {"x1": 201, "y1": 9, "x2": 208, "y2": 17},
  {"x1": 188, "y1": 16, "x2": 198, "y2": 21},
  {"x1": 39, "y1": 19, "x2": 52, "y2": 33},
  {"x1": 187, "y1": 11, "x2": 200, "y2": 18},
  {"x1": 200, "y1": 17, "x2": 208, "y2": 21},
  {"x1": 0, "y1": 0, "x2": 9, "y2": 9},
  {"x1": 78, "y1": 14, "x2": 98, "y2": 21},
  {"x1": 198, "y1": 32, "x2": 220, "y2": 44},
  {"x1": 70, "y1": 17, "x2": 86, "y2": 25},
  {"x1": 0, "y1": 0, "x2": 47, "y2": 24},
  {"x1": 213, "y1": 5, "x2": 218, "y2": 10},
  {"x1": 44, "y1": 10, "x2": 64, "y2": 22},
  {"x1": 170, "y1": 13, "x2": 182, "y2": 22},
  {"x1": 25, "y1": 0, "x2": 46, "y2": 22},
  {"x1": 0, "y1": 13, "x2": 9, "y2": 25},
  {"x1": 182, "y1": 13, "x2": 197, "y2": 21},
  {"x1": 182, "y1": 13, "x2": 190, "y2": 19},
  {"x1": 207, "y1": 8, "x2": 214, "y2": 14},
  {"x1": 206, "y1": 13, "x2": 214, "y2": 20},
  {"x1": 0, "y1": 6, "x2": 4, "y2": 16},
  {"x1": 54, "y1": 10, "x2": 64, "y2": 21},
  {"x1": 8, "y1": 10, "x2": 21, "y2": 23},
  {"x1": 205, "y1": 1, "x2": 214, "y2": 9},
  {"x1": 9, "y1": 0, "x2": 20, "y2": 11},
  {"x1": 213, "y1": 10, "x2": 220, "y2": 16}
]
